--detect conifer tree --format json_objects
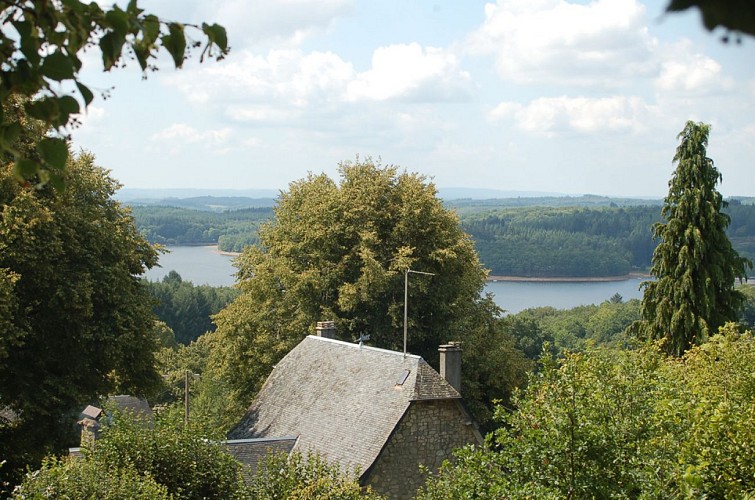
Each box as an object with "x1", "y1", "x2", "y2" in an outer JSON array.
[{"x1": 640, "y1": 121, "x2": 751, "y2": 356}]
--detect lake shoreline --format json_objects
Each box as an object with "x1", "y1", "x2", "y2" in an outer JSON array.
[
  {"x1": 201, "y1": 245, "x2": 650, "y2": 282},
  {"x1": 487, "y1": 272, "x2": 649, "y2": 283},
  {"x1": 148, "y1": 246, "x2": 648, "y2": 311},
  {"x1": 209, "y1": 245, "x2": 241, "y2": 257}
]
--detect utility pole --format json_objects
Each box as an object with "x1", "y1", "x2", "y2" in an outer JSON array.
[
  {"x1": 184, "y1": 370, "x2": 200, "y2": 428},
  {"x1": 404, "y1": 268, "x2": 435, "y2": 356},
  {"x1": 184, "y1": 369, "x2": 190, "y2": 428}
]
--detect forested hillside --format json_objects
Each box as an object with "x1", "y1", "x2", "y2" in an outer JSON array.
[
  {"x1": 131, "y1": 205, "x2": 273, "y2": 251},
  {"x1": 132, "y1": 199, "x2": 755, "y2": 278},
  {"x1": 464, "y1": 206, "x2": 661, "y2": 277}
]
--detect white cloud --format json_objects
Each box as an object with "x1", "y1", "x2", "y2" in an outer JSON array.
[
  {"x1": 468, "y1": 0, "x2": 657, "y2": 86},
  {"x1": 167, "y1": 49, "x2": 355, "y2": 110},
  {"x1": 151, "y1": 123, "x2": 232, "y2": 145},
  {"x1": 491, "y1": 95, "x2": 652, "y2": 135},
  {"x1": 226, "y1": 105, "x2": 299, "y2": 124},
  {"x1": 166, "y1": 42, "x2": 472, "y2": 125},
  {"x1": 655, "y1": 42, "x2": 733, "y2": 96},
  {"x1": 194, "y1": 0, "x2": 354, "y2": 48},
  {"x1": 346, "y1": 43, "x2": 472, "y2": 102}
]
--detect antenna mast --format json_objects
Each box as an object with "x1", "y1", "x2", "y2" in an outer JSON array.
[{"x1": 404, "y1": 268, "x2": 435, "y2": 357}]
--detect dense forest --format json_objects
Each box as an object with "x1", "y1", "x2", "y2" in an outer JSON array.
[
  {"x1": 463, "y1": 206, "x2": 660, "y2": 276},
  {"x1": 143, "y1": 271, "x2": 240, "y2": 344},
  {"x1": 131, "y1": 199, "x2": 755, "y2": 278},
  {"x1": 131, "y1": 205, "x2": 273, "y2": 251}
]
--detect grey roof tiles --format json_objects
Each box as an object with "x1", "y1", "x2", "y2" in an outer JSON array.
[{"x1": 229, "y1": 335, "x2": 460, "y2": 475}]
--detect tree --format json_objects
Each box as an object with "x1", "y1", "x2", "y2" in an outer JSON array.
[
  {"x1": 640, "y1": 121, "x2": 751, "y2": 356},
  {"x1": 419, "y1": 327, "x2": 755, "y2": 498},
  {"x1": 145, "y1": 271, "x2": 239, "y2": 344},
  {"x1": 0, "y1": 1, "x2": 228, "y2": 188},
  {"x1": 14, "y1": 409, "x2": 247, "y2": 500},
  {"x1": 90, "y1": 410, "x2": 247, "y2": 499},
  {"x1": 249, "y1": 450, "x2": 382, "y2": 499},
  {"x1": 1, "y1": 138, "x2": 162, "y2": 484},
  {"x1": 12, "y1": 457, "x2": 171, "y2": 500},
  {"x1": 207, "y1": 158, "x2": 503, "y2": 427}
]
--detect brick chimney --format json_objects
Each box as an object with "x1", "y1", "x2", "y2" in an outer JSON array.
[
  {"x1": 315, "y1": 321, "x2": 336, "y2": 339},
  {"x1": 438, "y1": 342, "x2": 462, "y2": 393}
]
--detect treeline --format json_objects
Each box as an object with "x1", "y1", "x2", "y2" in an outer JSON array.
[
  {"x1": 464, "y1": 204, "x2": 755, "y2": 277},
  {"x1": 131, "y1": 205, "x2": 272, "y2": 251},
  {"x1": 463, "y1": 206, "x2": 661, "y2": 277},
  {"x1": 131, "y1": 201, "x2": 755, "y2": 277},
  {"x1": 144, "y1": 271, "x2": 239, "y2": 344}
]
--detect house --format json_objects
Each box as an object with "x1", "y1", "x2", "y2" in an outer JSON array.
[
  {"x1": 229, "y1": 323, "x2": 483, "y2": 499},
  {"x1": 70, "y1": 396, "x2": 297, "y2": 481},
  {"x1": 71, "y1": 395, "x2": 154, "y2": 455}
]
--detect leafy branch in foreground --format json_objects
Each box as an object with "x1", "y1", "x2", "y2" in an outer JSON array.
[{"x1": 0, "y1": 0, "x2": 228, "y2": 189}]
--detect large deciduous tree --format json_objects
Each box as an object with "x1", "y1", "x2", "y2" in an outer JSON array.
[
  {"x1": 0, "y1": 1, "x2": 227, "y2": 188},
  {"x1": 207, "y1": 158, "x2": 518, "y2": 427},
  {"x1": 640, "y1": 121, "x2": 751, "y2": 356},
  {"x1": 0, "y1": 130, "x2": 162, "y2": 483}
]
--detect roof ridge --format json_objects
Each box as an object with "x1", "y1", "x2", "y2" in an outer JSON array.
[
  {"x1": 412, "y1": 359, "x2": 461, "y2": 401},
  {"x1": 305, "y1": 335, "x2": 423, "y2": 359}
]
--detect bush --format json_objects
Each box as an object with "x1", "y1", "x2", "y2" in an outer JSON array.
[
  {"x1": 419, "y1": 326, "x2": 755, "y2": 498},
  {"x1": 249, "y1": 450, "x2": 381, "y2": 499},
  {"x1": 13, "y1": 456, "x2": 169, "y2": 499},
  {"x1": 91, "y1": 410, "x2": 247, "y2": 499}
]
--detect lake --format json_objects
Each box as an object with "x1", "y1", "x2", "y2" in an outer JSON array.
[{"x1": 143, "y1": 246, "x2": 646, "y2": 313}]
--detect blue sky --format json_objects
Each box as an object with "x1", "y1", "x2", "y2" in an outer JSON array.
[{"x1": 72, "y1": 0, "x2": 755, "y2": 197}]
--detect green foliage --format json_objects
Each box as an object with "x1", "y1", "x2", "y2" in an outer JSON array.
[
  {"x1": 462, "y1": 202, "x2": 754, "y2": 278},
  {"x1": 513, "y1": 299, "x2": 641, "y2": 355},
  {"x1": 207, "y1": 158, "x2": 510, "y2": 428},
  {"x1": 415, "y1": 446, "x2": 561, "y2": 499},
  {"x1": 463, "y1": 206, "x2": 660, "y2": 277},
  {"x1": 89, "y1": 410, "x2": 246, "y2": 499},
  {"x1": 641, "y1": 121, "x2": 752, "y2": 356},
  {"x1": 453, "y1": 298, "x2": 534, "y2": 430},
  {"x1": 249, "y1": 451, "x2": 381, "y2": 499},
  {"x1": 130, "y1": 199, "x2": 755, "y2": 277},
  {"x1": 145, "y1": 271, "x2": 239, "y2": 344},
  {"x1": 12, "y1": 456, "x2": 170, "y2": 499},
  {"x1": 740, "y1": 284, "x2": 755, "y2": 328},
  {"x1": 0, "y1": 148, "x2": 162, "y2": 486},
  {"x1": 151, "y1": 333, "x2": 234, "y2": 432},
  {"x1": 420, "y1": 328, "x2": 755, "y2": 498},
  {"x1": 131, "y1": 205, "x2": 272, "y2": 250},
  {"x1": 0, "y1": 1, "x2": 228, "y2": 187}
]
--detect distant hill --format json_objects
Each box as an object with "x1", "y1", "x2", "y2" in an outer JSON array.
[
  {"x1": 129, "y1": 194, "x2": 755, "y2": 275},
  {"x1": 126, "y1": 195, "x2": 277, "y2": 211},
  {"x1": 116, "y1": 188, "x2": 279, "y2": 201},
  {"x1": 437, "y1": 187, "x2": 565, "y2": 199}
]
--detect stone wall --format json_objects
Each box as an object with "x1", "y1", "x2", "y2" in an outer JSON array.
[{"x1": 363, "y1": 399, "x2": 481, "y2": 499}]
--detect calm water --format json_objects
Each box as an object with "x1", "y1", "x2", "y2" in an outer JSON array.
[
  {"x1": 143, "y1": 246, "x2": 645, "y2": 313},
  {"x1": 144, "y1": 246, "x2": 239, "y2": 286}
]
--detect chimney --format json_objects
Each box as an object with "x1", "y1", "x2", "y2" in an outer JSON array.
[
  {"x1": 77, "y1": 405, "x2": 103, "y2": 447},
  {"x1": 315, "y1": 321, "x2": 336, "y2": 339},
  {"x1": 438, "y1": 342, "x2": 462, "y2": 393}
]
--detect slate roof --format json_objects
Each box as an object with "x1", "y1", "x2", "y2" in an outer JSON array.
[
  {"x1": 109, "y1": 395, "x2": 153, "y2": 422},
  {"x1": 223, "y1": 437, "x2": 298, "y2": 483},
  {"x1": 228, "y1": 335, "x2": 460, "y2": 476}
]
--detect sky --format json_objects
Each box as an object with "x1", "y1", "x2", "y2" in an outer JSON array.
[{"x1": 71, "y1": 0, "x2": 755, "y2": 198}]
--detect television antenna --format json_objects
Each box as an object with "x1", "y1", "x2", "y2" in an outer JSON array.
[{"x1": 404, "y1": 268, "x2": 435, "y2": 357}]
